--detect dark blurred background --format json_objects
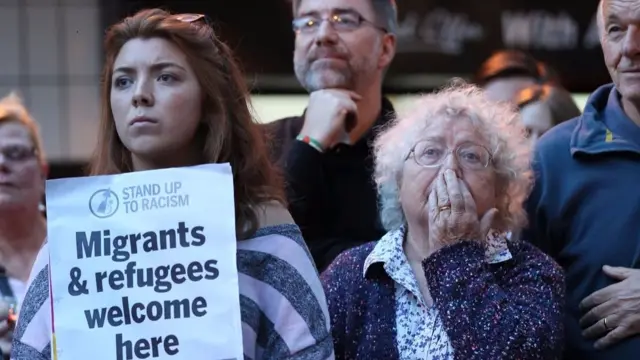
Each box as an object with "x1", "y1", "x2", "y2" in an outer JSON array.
[
  {"x1": 0, "y1": 0, "x2": 605, "y2": 179},
  {"x1": 102, "y1": 0, "x2": 606, "y2": 93}
]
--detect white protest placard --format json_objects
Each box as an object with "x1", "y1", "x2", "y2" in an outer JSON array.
[{"x1": 45, "y1": 164, "x2": 243, "y2": 360}]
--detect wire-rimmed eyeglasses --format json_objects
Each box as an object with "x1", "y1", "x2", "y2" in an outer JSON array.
[
  {"x1": 405, "y1": 140, "x2": 493, "y2": 171},
  {"x1": 292, "y1": 11, "x2": 387, "y2": 34},
  {"x1": 0, "y1": 144, "x2": 37, "y2": 163}
]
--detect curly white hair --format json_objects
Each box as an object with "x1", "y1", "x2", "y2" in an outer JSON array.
[{"x1": 374, "y1": 81, "x2": 533, "y2": 232}]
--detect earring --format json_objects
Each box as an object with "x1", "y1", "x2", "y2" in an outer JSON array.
[{"x1": 38, "y1": 202, "x2": 46, "y2": 212}]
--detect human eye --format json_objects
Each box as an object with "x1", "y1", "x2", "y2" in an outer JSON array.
[
  {"x1": 607, "y1": 24, "x2": 622, "y2": 34},
  {"x1": 418, "y1": 143, "x2": 444, "y2": 162},
  {"x1": 461, "y1": 151, "x2": 480, "y2": 162},
  {"x1": 606, "y1": 18, "x2": 626, "y2": 35},
  {"x1": 333, "y1": 13, "x2": 359, "y2": 28},
  {"x1": 458, "y1": 145, "x2": 488, "y2": 165},
  {"x1": 293, "y1": 16, "x2": 319, "y2": 32},
  {"x1": 3, "y1": 145, "x2": 33, "y2": 161},
  {"x1": 158, "y1": 73, "x2": 178, "y2": 83},
  {"x1": 423, "y1": 147, "x2": 442, "y2": 158},
  {"x1": 113, "y1": 76, "x2": 132, "y2": 89}
]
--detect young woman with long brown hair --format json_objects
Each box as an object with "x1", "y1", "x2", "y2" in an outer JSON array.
[{"x1": 12, "y1": 9, "x2": 333, "y2": 360}]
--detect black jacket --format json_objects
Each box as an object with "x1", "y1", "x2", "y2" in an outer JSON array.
[{"x1": 263, "y1": 98, "x2": 395, "y2": 271}]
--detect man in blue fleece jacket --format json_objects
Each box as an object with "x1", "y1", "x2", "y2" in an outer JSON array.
[{"x1": 522, "y1": 0, "x2": 640, "y2": 359}]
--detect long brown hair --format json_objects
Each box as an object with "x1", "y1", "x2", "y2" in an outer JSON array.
[{"x1": 91, "y1": 8, "x2": 284, "y2": 239}]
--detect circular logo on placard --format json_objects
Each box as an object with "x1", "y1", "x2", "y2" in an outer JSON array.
[{"x1": 88, "y1": 189, "x2": 119, "y2": 218}]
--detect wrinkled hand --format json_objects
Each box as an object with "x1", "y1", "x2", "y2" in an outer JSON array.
[
  {"x1": 427, "y1": 169, "x2": 497, "y2": 249},
  {"x1": 580, "y1": 266, "x2": 640, "y2": 349}
]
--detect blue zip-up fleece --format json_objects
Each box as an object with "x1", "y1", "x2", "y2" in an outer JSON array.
[{"x1": 522, "y1": 83, "x2": 640, "y2": 359}]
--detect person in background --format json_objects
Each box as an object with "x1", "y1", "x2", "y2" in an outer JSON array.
[
  {"x1": 475, "y1": 49, "x2": 546, "y2": 104},
  {"x1": 0, "y1": 93, "x2": 48, "y2": 358},
  {"x1": 265, "y1": 0, "x2": 398, "y2": 271},
  {"x1": 537, "y1": 62, "x2": 562, "y2": 86},
  {"x1": 322, "y1": 83, "x2": 565, "y2": 359},
  {"x1": 522, "y1": 0, "x2": 640, "y2": 358},
  {"x1": 515, "y1": 84, "x2": 582, "y2": 142},
  {"x1": 12, "y1": 9, "x2": 333, "y2": 360}
]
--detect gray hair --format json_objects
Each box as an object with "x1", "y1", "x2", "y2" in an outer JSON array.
[
  {"x1": 291, "y1": 0, "x2": 398, "y2": 34},
  {"x1": 374, "y1": 81, "x2": 533, "y2": 232}
]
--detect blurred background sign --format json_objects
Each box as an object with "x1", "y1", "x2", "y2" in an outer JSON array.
[{"x1": 102, "y1": 0, "x2": 607, "y2": 93}]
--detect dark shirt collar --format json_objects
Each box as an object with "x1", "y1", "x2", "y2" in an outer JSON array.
[
  {"x1": 331, "y1": 97, "x2": 395, "y2": 154},
  {"x1": 362, "y1": 97, "x2": 395, "y2": 142}
]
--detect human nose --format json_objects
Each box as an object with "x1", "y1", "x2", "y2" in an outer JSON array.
[
  {"x1": 439, "y1": 151, "x2": 462, "y2": 178},
  {"x1": 314, "y1": 20, "x2": 339, "y2": 46},
  {"x1": 622, "y1": 25, "x2": 640, "y2": 58},
  {"x1": 131, "y1": 78, "x2": 154, "y2": 108},
  {"x1": 0, "y1": 152, "x2": 9, "y2": 172}
]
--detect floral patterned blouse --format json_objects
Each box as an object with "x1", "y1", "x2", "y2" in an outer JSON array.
[{"x1": 363, "y1": 227, "x2": 512, "y2": 360}]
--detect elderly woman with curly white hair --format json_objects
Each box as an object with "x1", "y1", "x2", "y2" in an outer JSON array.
[{"x1": 321, "y1": 83, "x2": 566, "y2": 360}]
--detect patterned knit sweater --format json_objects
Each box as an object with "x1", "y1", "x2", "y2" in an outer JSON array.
[{"x1": 321, "y1": 239, "x2": 565, "y2": 359}]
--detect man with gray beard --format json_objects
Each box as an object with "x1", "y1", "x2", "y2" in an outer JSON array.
[{"x1": 265, "y1": 0, "x2": 397, "y2": 271}]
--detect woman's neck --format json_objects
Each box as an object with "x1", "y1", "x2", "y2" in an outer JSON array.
[
  {"x1": 403, "y1": 222, "x2": 435, "y2": 264},
  {"x1": 402, "y1": 223, "x2": 437, "y2": 307},
  {"x1": 0, "y1": 210, "x2": 46, "y2": 282},
  {"x1": 131, "y1": 145, "x2": 204, "y2": 172}
]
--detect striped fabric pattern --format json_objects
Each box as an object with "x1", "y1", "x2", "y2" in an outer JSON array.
[{"x1": 12, "y1": 224, "x2": 334, "y2": 360}]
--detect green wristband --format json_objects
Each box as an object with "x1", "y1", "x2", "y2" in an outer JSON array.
[{"x1": 296, "y1": 135, "x2": 325, "y2": 152}]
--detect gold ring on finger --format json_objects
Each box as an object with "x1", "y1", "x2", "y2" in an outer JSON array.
[{"x1": 603, "y1": 317, "x2": 611, "y2": 331}]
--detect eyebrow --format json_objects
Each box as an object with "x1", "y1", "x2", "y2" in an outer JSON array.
[
  {"x1": 420, "y1": 136, "x2": 446, "y2": 143},
  {"x1": 605, "y1": 13, "x2": 622, "y2": 24},
  {"x1": 298, "y1": 7, "x2": 360, "y2": 17},
  {"x1": 113, "y1": 62, "x2": 186, "y2": 75}
]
